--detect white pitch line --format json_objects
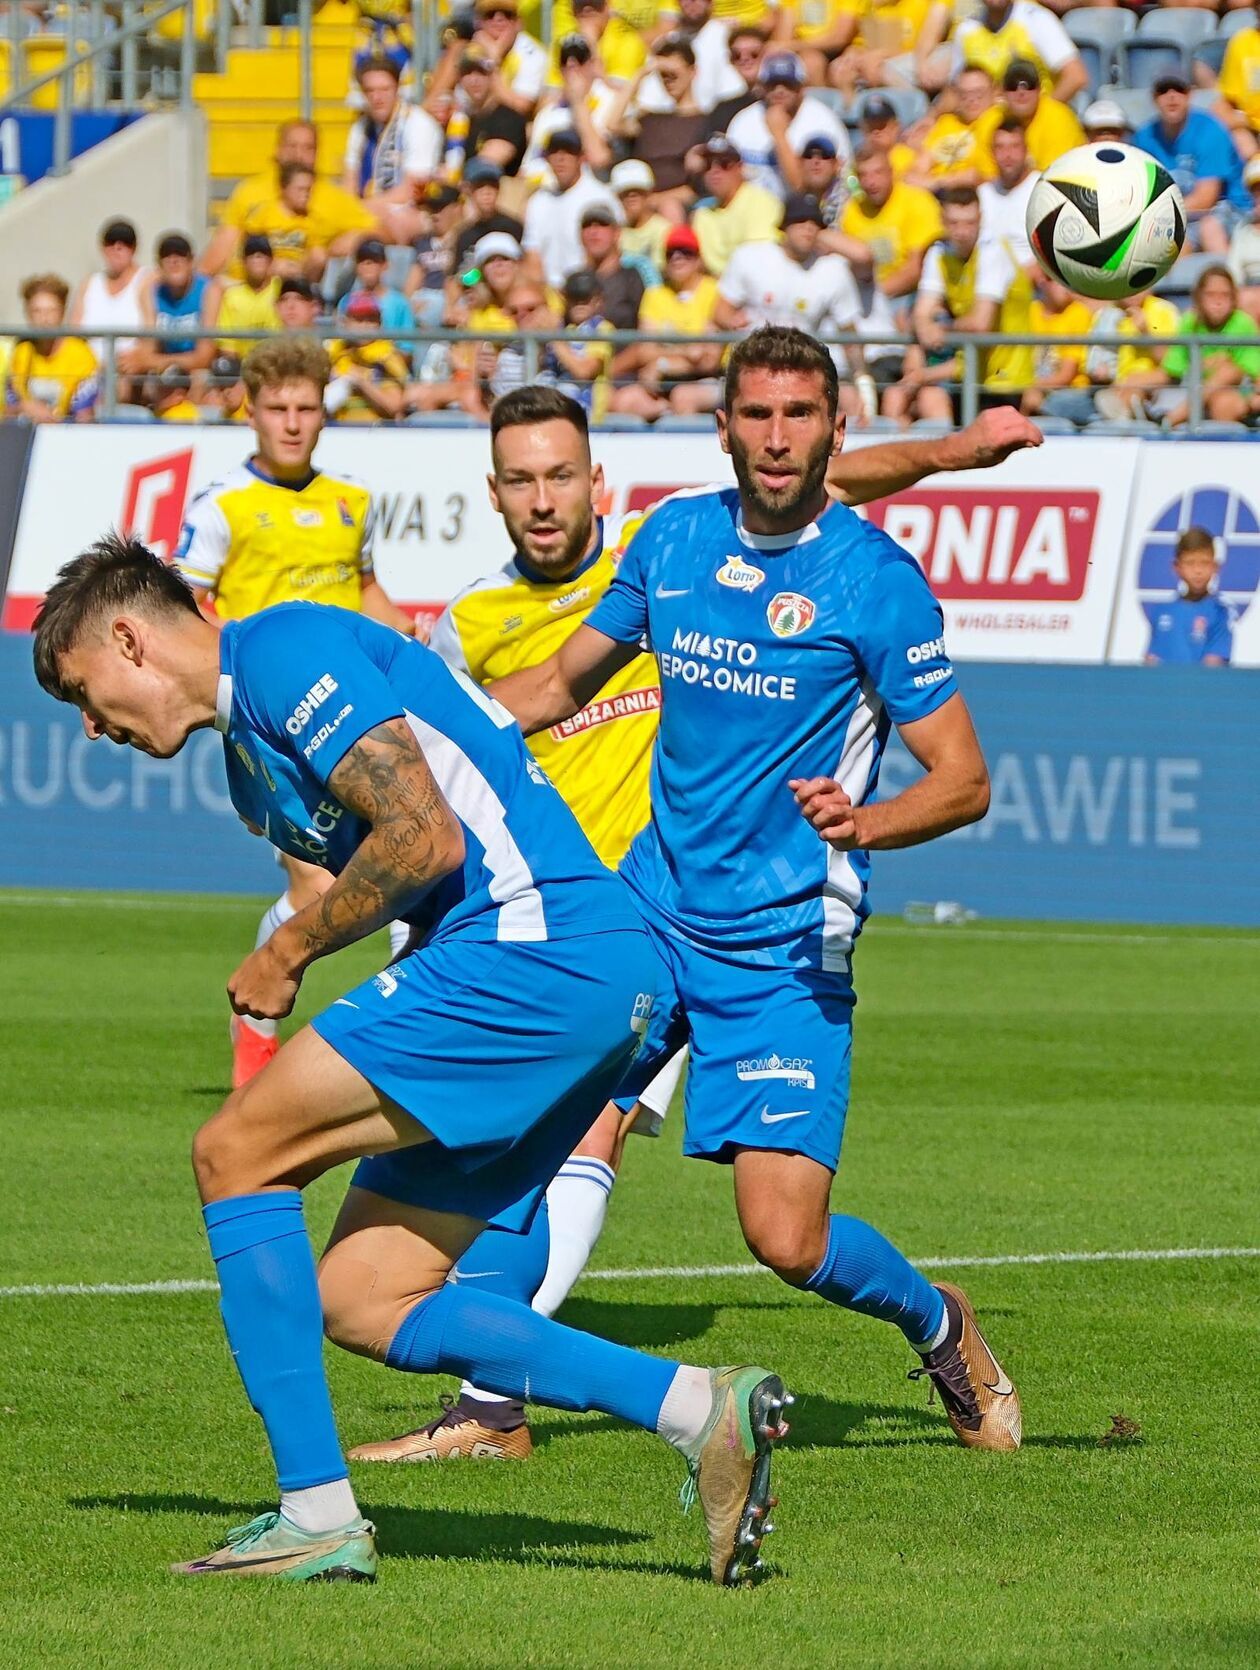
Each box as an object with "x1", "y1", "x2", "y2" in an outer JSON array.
[{"x1": 2, "y1": 1246, "x2": 1257, "y2": 1300}]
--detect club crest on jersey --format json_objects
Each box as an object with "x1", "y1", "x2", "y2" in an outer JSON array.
[
  {"x1": 292, "y1": 507, "x2": 324, "y2": 528},
  {"x1": 715, "y1": 555, "x2": 765, "y2": 592},
  {"x1": 766, "y1": 591, "x2": 816, "y2": 638},
  {"x1": 336, "y1": 497, "x2": 356, "y2": 527}
]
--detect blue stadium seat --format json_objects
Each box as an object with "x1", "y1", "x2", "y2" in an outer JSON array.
[
  {"x1": 1190, "y1": 87, "x2": 1220, "y2": 113},
  {"x1": 102, "y1": 404, "x2": 157, "y2": 423},
  {"x1": 909, "y1": 419, "x2": 952, "y2": 435},
  {"x1": 1219, "y1": 8, "x2": 1259, "y2": 40},
  {"x1": 593, "y1": 413, "x2": 649, "y2": 430},
  {"x1": 1029, "y1": 415, "x2": 1079, "y2": 435},
  {"x1": 1193, "y1": 36, "x2": 1228, "y2": 78},
  {"x1": 653, "y1": 414, "x2": 715, "y2": 430},
  {"x1": 808, "y1": 87, "x2": 847, "y2": 118},
  {"x1": 1137, "y1": 9, "x2": 1215, "y2": 51},
  {"x1": 1154, "y1": 250, "x2": 1220, "y2": 300},
  {"x1": 1192, "y1": 420, "x2": 1254, "y2": 435},
  {"x1": 1117, "y1": 37, "x2": 1193, "y2": 88},
  {"x1": 1065, "y1": 8, "x2": 1136, "y2": 88},
  {"x1": 1084, "y1": 417, "x2": 1158, "y2": 434},
  {"x1": 1106, "y1": 86, "x2": 1157, "y2": 131}
]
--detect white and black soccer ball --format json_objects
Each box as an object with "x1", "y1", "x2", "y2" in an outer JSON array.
[{"x1": 1026, "y1": 141, "x2": 1187, "y2": 301}]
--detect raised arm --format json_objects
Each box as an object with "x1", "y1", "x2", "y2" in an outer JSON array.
[
  {"x1": 228, "y1": 718, "x2": 465, "y2": 1019},
  {"x1": 489, "y1": 622, "x2": 639, "y2": 735},
  {"x1": 792, "y1": 690, "x2": 989, "y2": 852},
  {"x1": 826, "y1": 406, "x2": 1042, "y2": 506}
]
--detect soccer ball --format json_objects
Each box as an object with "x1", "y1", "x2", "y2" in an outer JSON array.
[{"x1": 1026, "y1": 142, "x2": 1186, "y2": 301}]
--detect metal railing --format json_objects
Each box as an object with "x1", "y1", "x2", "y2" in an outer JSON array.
[{"x1": 4, "y1": 323, "x2": 1259, "y2": 433}]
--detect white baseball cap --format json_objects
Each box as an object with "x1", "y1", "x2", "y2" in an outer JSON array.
[
  {"x1": 610, "y1": 159, "x2": 655, "y2": 194},
  {"x1": 1083, "y1": 98, "x2": 1130, "y2": 131},
  {"x1": 473, "y1": 231, "x2": 523, "y2": 263}
]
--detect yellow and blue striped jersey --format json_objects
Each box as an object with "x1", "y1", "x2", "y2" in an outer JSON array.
[
  {"x1": 429, "y1": 512, "x2": 660, "y2": 870},
  {"x1": 174, "y1": 462, "x2": 375, "y2": 621}
]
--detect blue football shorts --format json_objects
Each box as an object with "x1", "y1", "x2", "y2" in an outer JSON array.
[
  {"x1": 614, "y1": 909, "x2": 855, "y2": 1172},
  {"x1": 311, "y1": 927, "x2": 657, "y2": 1231}
]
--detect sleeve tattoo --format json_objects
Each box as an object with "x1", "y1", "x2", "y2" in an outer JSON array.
[{"x1": 295, "y1": 718, "x2": 464, "y2": 962}]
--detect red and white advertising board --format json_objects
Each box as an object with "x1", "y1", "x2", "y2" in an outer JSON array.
[
  {"x1": 1109, "y1": 442, "x2": 1260, "y2": 667},
  {"x1": 0, "y1": 424, "x2": 1185, "y2": 665}
]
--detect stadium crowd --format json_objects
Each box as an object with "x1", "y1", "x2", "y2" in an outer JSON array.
[{"x1": 10, "y1": 0, "x2": 1260, "y2": 427}]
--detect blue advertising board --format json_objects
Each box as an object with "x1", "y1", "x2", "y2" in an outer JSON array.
[
  {"x1": 1, "y1": 637, "x2": 1257, "y2": 923},
  {"x1": 0, "y1": 110, "x2": 139, "y2": 186}
]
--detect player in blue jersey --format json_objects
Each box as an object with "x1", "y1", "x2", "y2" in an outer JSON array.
[
  {"x1": 32, "y1": 539, "x2": 793, "y2": 1587},
  {"x1": 489, "y1": 326, "x2": 1023, "y2": 1453}
]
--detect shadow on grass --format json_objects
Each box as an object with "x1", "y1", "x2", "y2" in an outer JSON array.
[{"x1": 68, "y1": 1493, "x2": 702, "y2": 1577}]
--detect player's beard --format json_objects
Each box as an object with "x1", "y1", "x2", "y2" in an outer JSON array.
[
  {"x1": 727, "y1": 426, "x2": 833, "y2": 531},
  {"x1": 511, "y1": 505, "x2": 595, "y2": 577}
]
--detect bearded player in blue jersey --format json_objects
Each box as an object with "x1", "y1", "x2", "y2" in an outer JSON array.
[
  {"x1": 32, "y1": 539, "x2": 793, "y2": 1586},
  {"x1": 490, "y1": 326, "x2": 1022, "y2": 1453}
]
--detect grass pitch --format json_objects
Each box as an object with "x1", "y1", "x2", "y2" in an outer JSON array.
[{"x1": 1, "y1": 892, "x2": 1257, "y2": 1669}]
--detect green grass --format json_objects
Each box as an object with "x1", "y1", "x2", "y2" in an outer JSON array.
[{"x1": 2, "y1": 892, "x2": 1257, "y2": 1669}]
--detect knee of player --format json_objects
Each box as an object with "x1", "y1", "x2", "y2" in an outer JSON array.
[
  {"x1": 190, "y1": 1104, "x2": 246, "y2": 1201},
  {"x1": 741, "y1": 1216, "x2": 827, "y2": 1287},
  {"x1": 318, "y1": 1244, "x2": 439, "y2": 1360}
]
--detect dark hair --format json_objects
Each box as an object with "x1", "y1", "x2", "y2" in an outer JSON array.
[
  {"x1": 852, "y1": 143, "x2": 888, "y2": 168},
  {"x1": 1174, "y1": 525, "x2": 1217, "y2": 560},
  {"x1": 654, "y1": 32, "x2": 696, "y2": 66},
  {"x1": 100, "y1": 217, "x2": 138, "y2": 249},
  {"x1": 723, "y1": 325, "x2": 839, "y2": 420},
  {"x1": 994, "y1": 115, "x2": 1026, "y2": 137},
  {"x1": 357, "y1": 51, "x2": 401, "y2": 83},
  {"x1": 939, "y1": 185, "x2": 980, "y2": 209},
  {"x1": 490, "y1": 384, "x2": 590, "y2": 448},
  {"x1": 32, "y1": 533, "x2": 200, "y2": 701},
  {"x1": 279, "y1": 159, "x2": 315, "y2": 189},
  {"x1": 1193, "y1": 262, "x2": 1236, "y2": 304},
  {"x1": 156, "y1": 232, "x2": 193, "y2": 260}
]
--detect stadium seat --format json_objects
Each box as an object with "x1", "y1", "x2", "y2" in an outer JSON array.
[
  {"x1": 592, "y1": 413, "x2": 650, "y2": 430},
  {"x1": 1219, "y1": 8, "x2": 1259, "y2": 41},
  {"x1": 808, "y1": 87, "x2": 848, "y2": 118},
  {"x1": 856, "y1": 416, "x2": 905, "y2": 433},
  {"x1": 101, "y1": 405, "x2": 157, "y2": 423},
  {"x1": 1190, "y1": 87, "x2": 1220, "y2": 113},
  {"x1": 1083, "y1": 417, "x2": 1158, "y2": 434},
  {"x1": 1192, "y1": 420, "x2": 1254, "y2": 435},
  {"x1": 1137, "y1": 9, "x2": 1216, "y2": 52},
  {"x1": 1154, "y1": 250, "x2": 1219, "y2": 299},
  {"x1": 1117, "y1": 36, "x2": 1193, "y2": 88},
  {"x1": 909, "y1": 419, "x2": 952, "y2": 435},
  {"x1": 1192, "y1": 37, "x2": 1228, "y2": 78},
  {"x1": 1065, "y1": 8, "x2": 1136, "y2": 88},
  {"x1": 1104, "y1": 86, "x2": 1156, "y2": 131}
]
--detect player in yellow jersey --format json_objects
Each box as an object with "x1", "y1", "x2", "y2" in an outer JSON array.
[
  {"x1": 174, "y1": 335, "x2": 416, "y2": 1087},
  {"x1": 349, "y1": 381, "x2": 1042, "y2": 1465}
]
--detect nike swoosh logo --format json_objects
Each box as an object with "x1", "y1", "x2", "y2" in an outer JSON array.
[
  {"x1": 655, "y1": 586, "x2": 689, "y2": 598},
  {"x1": 760, "y1": 1107, "x2": 809, "y2": 1124},
  {"x1": 985, "y1": 1367, "x2": 1015, "y2": 1396}
]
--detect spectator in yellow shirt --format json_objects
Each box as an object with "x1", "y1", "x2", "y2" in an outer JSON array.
[
  {"x1": 554, "y1": 0, "x2": 647, "y2": 84},
  {"x1": 950, "y1": 0, "x2": 1087, "y2": 104},
  {"x1": 215, "y1": 235, "x2": 282, "y2": 358},
  {"x1": 1216, "y1": 26, "x2": 1260, "y2": 162},
  {"x1": 1000, "y1": 57, "x2": 1084, "y2": 172},
  {"x1": 776, "y1": 0, "x2": 858, "y2": 87},
  {"x1": 907, "y1": 64, "x2": 1000, "y2": 192},
  {"x1": 326, "y1": 293, "x2": 412, "y2": 423},
  {"x1": 826, "y1": 0, "x2": 932, "y2": 96},
  {"x1": 148, "y1": 364, "x2": 202, "y2": 423},
  {"x1": 5, "y1": 274, "x2": 98, "y2": 423},
  {"x1": 855, "y1": 93, "x2": 918, "y2": 180},
  {"x1": 237, "y1": 164, "x2": 339, "y2": 282},
  {"x1": 690, "y1": 134, "x2": 783, "y2": 276},
  {"x1": 609, "y1": 223, "x2": 722, "y2": 419},
  {"x1": 833, "y1": 145, "x2": 942, "y2": 296},
  {"x1": 200, "y1": 120, "x2": 376, "y2": 281},
  {"x1": 1090, "y1": 290, "x2": 1182, "y2": 423},
  {"x1": 1020, "y1": 279, "x2": 1094, "y2": 423}
]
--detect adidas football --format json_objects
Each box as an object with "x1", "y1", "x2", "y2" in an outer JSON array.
[{"x1": 1026, "y1": 141, "x2": 1186, "y2": 301}]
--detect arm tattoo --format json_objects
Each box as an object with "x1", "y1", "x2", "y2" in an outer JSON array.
[{"x1": 294, "y1": 718, "x2": 461, "y2": 963}]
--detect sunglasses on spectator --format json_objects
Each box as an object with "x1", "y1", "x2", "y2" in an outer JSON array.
[
  {"x1": 761, "y1": 76, "x2": 797, "y2": 90},
  {"x1": 508, "y1": 298, "x2": 543, "y2": 315},
  {"x1": 666, "y1": 248, "x2": 697, "y2": 260}
]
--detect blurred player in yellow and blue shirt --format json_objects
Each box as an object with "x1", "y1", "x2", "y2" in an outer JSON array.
[{"x1": 175, "y1": 334, "x2": 415, "y2": 1086}]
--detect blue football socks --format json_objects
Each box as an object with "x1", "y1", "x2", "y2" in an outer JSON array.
[
  {"x1": 385, "y1": 1282, "x2": 679, "y2": 1432},
  {"x1": 204, "y1": 1190, "x2": 348, "y2": 1491},
  {"x1": 450, "y1": 1197, "x2": 551, "y2": 1306},
  {"x1": 802, "y1": 1214, "x2": 946, "y2": 1351}
]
